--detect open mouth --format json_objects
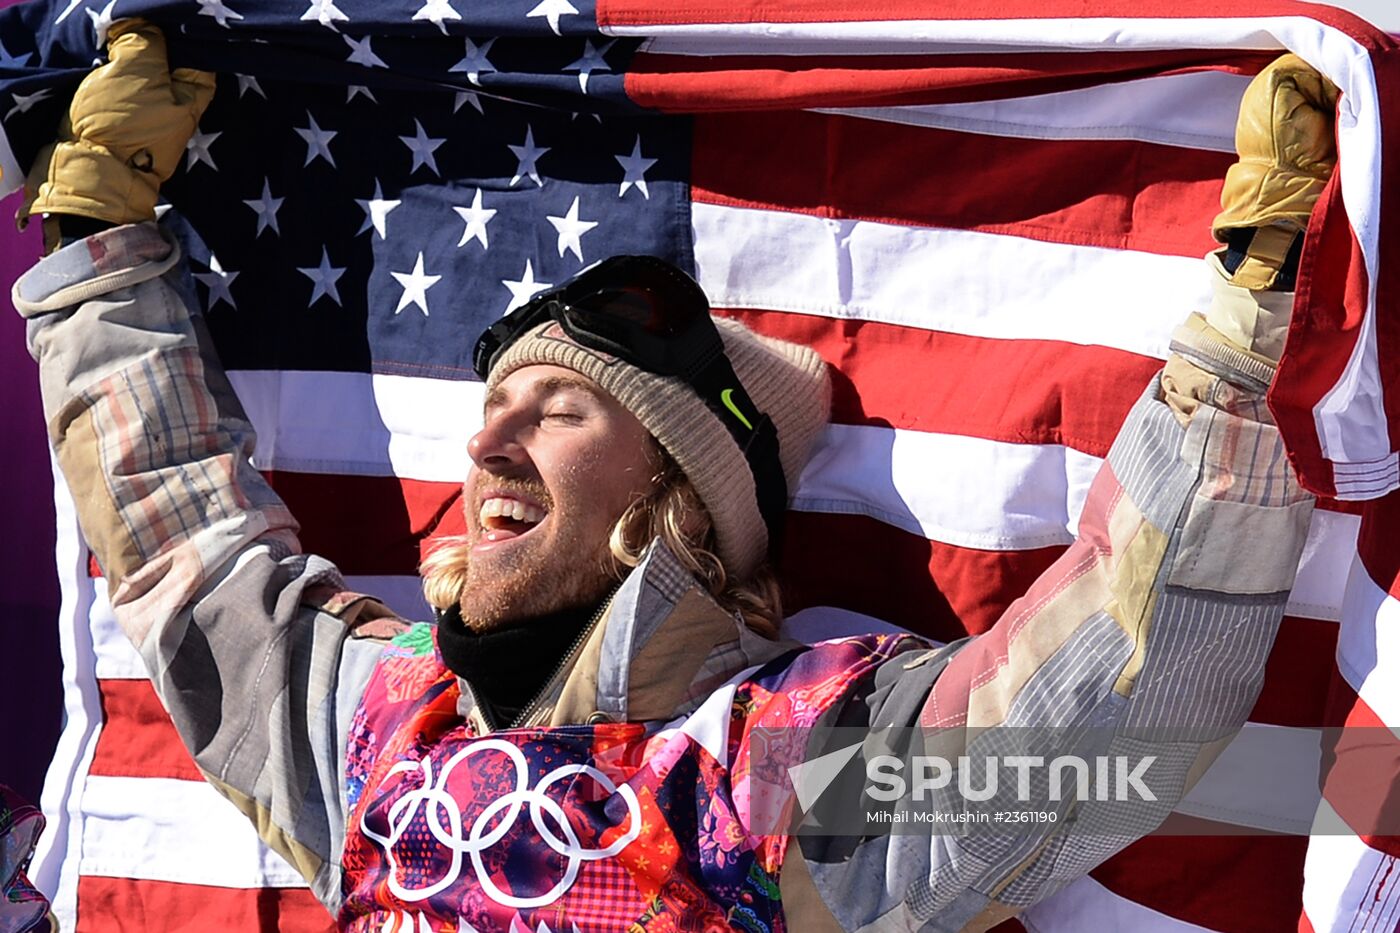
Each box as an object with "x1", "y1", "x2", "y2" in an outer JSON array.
[{"x1": 477, "y1": 495, "x2": 548, "y2": 543}]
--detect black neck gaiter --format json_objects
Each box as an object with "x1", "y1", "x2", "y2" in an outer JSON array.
[{"x1": 435, "y1": 601, "x2": 599, "y2": 730}]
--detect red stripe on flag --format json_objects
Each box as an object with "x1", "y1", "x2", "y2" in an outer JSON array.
[
  {"x1": 1250, "y1": 616, "x2": 1340, "y2": 728},
  {"x1": 1271, "y1": 174, "x2": 1367, "y2": 501},
  {"x1": 269, "y1": 472, "x2": 462, "y2": 577},
  {"x1": 694, "y1": 110, "x2": 1231, "y2": 257},
  {"x1": 1357, "y1": 490, "x2": 1400, "y2": 600},
  {"x1": 988, "y1": 922, "x2": 1026, "y2": 933},
  {"x1": 1320, "y1": 679, "x2": 1400, "y2": 857},
  {"x1": 76, "y1": 876, "x2": 334, "y2": 932},
  {"x1": 781, "y1": 510, "x2": 1066, "y2": 640},
  {"x1": 1090, "y1": 824, "x2": 1308, "y2": 933},
  {"x1": 83, "y1": 473, "x2": 464, "y2": 579},
  {"x1": 720, "y1": 308, "x2": 1162, "y2": 453},
  {"x1": 626, "y1": 49, "x2": 1273, "y2": 112},
  {"x1": 599, "y1": 0, "x2": 1389, "y2": 37},
  {"x1": 1375, "y1": 51, "x2": 1400, "y2": 473},
  {"x1": 90, "y1": 679, "x2": 201, "y2": 782}
]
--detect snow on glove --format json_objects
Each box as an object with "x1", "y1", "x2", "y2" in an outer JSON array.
[
  {"x1": 25, "y1": 19, "x2": 215, "y2": 227},
  {"x1": 1212, "y1": 53, "x2": 1339, "y2": 290}
]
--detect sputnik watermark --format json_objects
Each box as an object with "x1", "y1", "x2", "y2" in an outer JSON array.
[
  {"x1": 864, "y1": 754, "x2": 1158, "y2": 803},
  {"x1": 773, "y1": 731, "x2": 1174, "y2": 837}
]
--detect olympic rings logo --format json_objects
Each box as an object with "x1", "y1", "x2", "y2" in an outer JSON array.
[{"x1": 360, "y1": 738, "x2": 642, "y2": 909}]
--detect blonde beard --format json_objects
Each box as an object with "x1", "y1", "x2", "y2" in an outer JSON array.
[{"x1": 455, "y1": 538, "x2": 618, "y2": 633}]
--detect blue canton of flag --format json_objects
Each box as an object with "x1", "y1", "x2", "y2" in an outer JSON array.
[{"x1": 0, "y1": 0, "x2": 692, "y2": 380}]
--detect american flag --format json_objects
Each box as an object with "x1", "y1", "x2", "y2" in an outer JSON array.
[{"x1": 3, "y1": 0, "x2": 1399, "y2": 930}]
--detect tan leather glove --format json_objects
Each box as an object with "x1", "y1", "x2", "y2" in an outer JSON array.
[
  {"x1": 1212, "y1": 53, "x2": 1339, "y2": 290},
  {"x1": 1165, "y1": 54, "x2": 1339, "y2": 426},
  {"x1": 24, "y1": 19, "x2": 215, "y2": 229}
]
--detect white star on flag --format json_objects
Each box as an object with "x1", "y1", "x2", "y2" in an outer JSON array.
[
  {"x1": 400, "y1": 120, "x2": 446, "y2": 176},
  {"x1": 87, "y1": 0, "x2": 118, "y2": 47},
  {"x1": 546, "y1": 196, "x2": 599, "y2": 262},
  {"x1": 616, "y1": 136, "x2": 657, "y2": 199},
  {"x1": 298, "y1": 248, "x2": 347, "y2": 307},
  {"x1": 301, "y1": 0, "x2": 348, "y2": 31},
  {"x1": 525, "y1": 0, "x2": 578, "y2": 36},
  {"x1": 193, "y1": 255, "x2": 239, "y2": 310},
  {"x1": 242, "y1": 179, "x2": 285, "y2": 237},
  {"x1": 448, "y1": 37, "x2": 496, "y2": 86},
  {"x1": 185, "y1": 128, "x2": 221, "y2": 171},
  {"x1": 509, "y1": 126, "x2": 549, "y2": 188},
  {"x1": 54, "y1": 0, "x2": 85, "y2": 25},
  {"x1": 501, "y1": 259, "x2": 552, "y2": 314},
  {"x1": 347, "y1": 85, "x2": 377, "y2": 104},
  {"x1": 565, "y1": 39, "x2": 615, "y2": 94},
  {"x1": 236, "y1": 74, "x2": 266, "y2": 99},
  {"x1": 197, "y1": 0, "x2": 243, "y2": 27},
  {"x1": 6, "y1": 89, "x2": 51, "y2": 120},
  {"x1": 412, "y1": 0, "x2": 460, "y2": 34},
  {"x1": 294, "y1": 112, "x2": 337, "y2": 167},
  {"x1": 391, "y1": 252, "x2": 442, "y2": 316},
  {"x1": 0, "y1": 37, "x2": 32, "y2": 67},
  {"x1": 344, "y1": 34, "x2": 387, "y2": 68},
  {"x1": 356, "y1": 181, "x2": 401, "y2": 239},
  {"x1": 453, "y1": 189, "x2": 496, "y2": 249},
  {"x1": 453, "y1": 90, "x2": 484, "y2": 114}
]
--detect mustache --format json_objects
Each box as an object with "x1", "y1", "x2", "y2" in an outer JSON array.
[{"x1": 470, "y1": 476, "x2": 555, "y2": 512}]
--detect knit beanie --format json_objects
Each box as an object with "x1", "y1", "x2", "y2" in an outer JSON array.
[{"x1": 485, "y1": 315, "x2": 831, "y2": 581}]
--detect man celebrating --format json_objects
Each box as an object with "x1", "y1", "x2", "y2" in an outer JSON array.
[{"x1": 13, "y1": 20, "x2": 1331, "y2": 932}]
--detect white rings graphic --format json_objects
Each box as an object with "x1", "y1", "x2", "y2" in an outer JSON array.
[{"x1": 360, "y1": 738, "x2": 642, "y2": 909}]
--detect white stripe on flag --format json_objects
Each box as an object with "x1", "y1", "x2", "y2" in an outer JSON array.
[
  {"x1": 1176, "y1": 723, "x2": 1322, "y2": 834},
  {"x1": 78, "y1": 775, "x2": 308, "y2": 889},
  {"x1": 1288, "y1": 509, "x2": 1359, "y2": 622},
  {"x1": 1335, "y1": 560, "x2": 1400, "y2": 723},
  {"x1": 614, "y1": 16, "x2": 1335, "y2": 60},
  {"x1": 783, "y1": 605, "x2": 919, "y2": 644},
  {"x1": 1302, "y1": 803, "x2": 1400, "y2": 933},
  {"x1": 227, "y1": 371, "x2": 483, "y2": 482},
  {"x1": 797, "y1": 422, "x2": 1101, "y2": 549},
  {"x1": 32, "y1": 454, "x2": 104, "y2": 931},
  {"x1": 692, "y1": 201, "x2": 1208, "y2": 359},
  {"x1": 814, "y1": 70, "x2": 1249, "y2": 151},
  {"x1": 1023, "y1": 874, "x2": 1215, "y2": 933}
]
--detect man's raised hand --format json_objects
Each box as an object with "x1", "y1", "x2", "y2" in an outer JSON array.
[
  {"x1": 25, "y1": 19, "x2": 215, "y2": 229},
  {"x1": 1214, "y1": 53, "x2": 1340, "y2": 291}
]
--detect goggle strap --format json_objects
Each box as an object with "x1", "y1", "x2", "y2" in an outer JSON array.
[{"x1": 686, "y1": 356, "x2": 789, "y2": 550}]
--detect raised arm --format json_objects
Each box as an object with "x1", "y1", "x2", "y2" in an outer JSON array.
[
  {"x1": 15, "y1": 22, "x2": 404, "y2": 912},
  {"x1": 782, "y1": 55, "x2": 1333, "y2": 931}
]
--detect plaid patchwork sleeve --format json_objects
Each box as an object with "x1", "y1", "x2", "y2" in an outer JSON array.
[
  {"x1": 793, "y1": 359, "x2": 1315, "y2": 931},
  {"x1": 13, "y1": 222, "x2": 403, "y2": 912}
]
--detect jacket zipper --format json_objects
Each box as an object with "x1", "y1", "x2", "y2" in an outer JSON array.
[{"x1": 471, "y1": 588, "x2": 617, "y2": 733}]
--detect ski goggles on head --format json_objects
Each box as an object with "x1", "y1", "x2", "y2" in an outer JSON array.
[{"x1": 472, "y1": 254, "x2": 788, "y2": 548}]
